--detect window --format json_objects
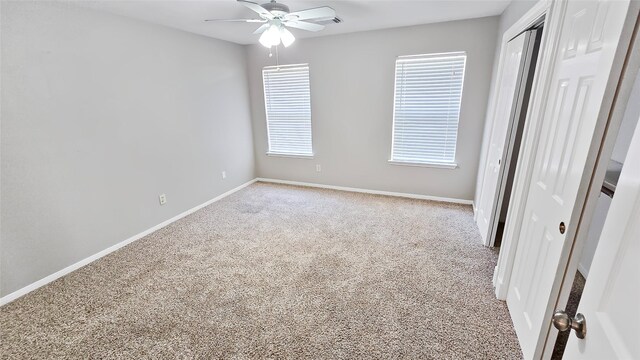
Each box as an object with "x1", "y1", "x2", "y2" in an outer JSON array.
[
  {"x1": 263, "y1": 64, "x2": 313, "y2": 157},
  {"x1": 390, "y1": 52, "x2": 466, "y2": 167}
]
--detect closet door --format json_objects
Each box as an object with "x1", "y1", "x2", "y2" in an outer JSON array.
[{"x1": 476, "y1": 31, "x2": 533, "y2": 245}]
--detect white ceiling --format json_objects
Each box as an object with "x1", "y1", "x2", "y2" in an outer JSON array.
[{"x1": 77, "y1": 0, "x2": 512, "y2": 45}]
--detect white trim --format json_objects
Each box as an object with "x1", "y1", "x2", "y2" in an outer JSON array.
[
  {"x1": 266, "y1": 152, "x2": 314, "y2": 159},
  {"x1": 387, "y1": 160, "x2": 458, "y2": 169},
  {"x1": 577, "y1": 263, "x2": 589, "y2": 278},
  {"x1": 397, "y1": 51, "x2": 467, "y2": 61},
  {"x1": 264, "y1": 63, "x2": 309, "y2": 70},
  {"x1": 256, "y1": 178, "x2": 473, "y2": 205},
  {"x1": 0, "y1": 178, "x2": 258, "y2": 306}
]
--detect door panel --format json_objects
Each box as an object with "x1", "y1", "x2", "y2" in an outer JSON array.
[
  {"x1": 476, "y1": 32, "x2": 529, "y2": 244},
  {"x1": 564, "y1": 107, "x2": 640, "y2": 359},
  {"x1": 505, "y1": 0, "x2": 630, "y2": 358}
]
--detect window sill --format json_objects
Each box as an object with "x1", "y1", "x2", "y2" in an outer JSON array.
[
  {"x1": 266, "y1": 152, "x2": 315, "y2": 159},
  {"x1": 388, "y1": 160, "x2": 458, "y2": 169}
]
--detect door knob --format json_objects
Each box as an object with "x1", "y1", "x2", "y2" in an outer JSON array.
[{"x1": 552, "y1": 310, "x2": 586, "y2": 339}]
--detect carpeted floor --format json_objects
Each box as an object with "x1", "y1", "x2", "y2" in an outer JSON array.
[{"x1": 0, "y1": 182, "x2": 522, "y2": 359}]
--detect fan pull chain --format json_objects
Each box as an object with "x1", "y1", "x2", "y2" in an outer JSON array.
[{"x1": 266, "y1": 45, "x2": 280, "y2": 69}]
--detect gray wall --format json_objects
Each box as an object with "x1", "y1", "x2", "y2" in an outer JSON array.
[
  {"x1": 0, "y1": 2, "x2": 255, "y2": 296},
  {"x1": 247, "y1": 17, "x2": 499, "y2": 200}
]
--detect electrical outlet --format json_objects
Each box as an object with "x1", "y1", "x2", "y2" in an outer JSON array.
[
  {"x1": 316, "y1": 164, "x2": 321, "y2": 172},
  {"x1": 222, "y1": 171, "x2": 227, "y2": 179},
  {"x1": 159, "y1": 194, "x2": 167, "y2": 205}
]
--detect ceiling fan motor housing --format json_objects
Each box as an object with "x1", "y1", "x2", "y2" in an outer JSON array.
[{"x1": 262, "y1": 1, "x2": 290, "y2": 17}]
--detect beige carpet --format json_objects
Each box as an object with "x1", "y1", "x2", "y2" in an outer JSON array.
[{"x1": 0, "y1": 182, "x2": 521, "y2": 359}]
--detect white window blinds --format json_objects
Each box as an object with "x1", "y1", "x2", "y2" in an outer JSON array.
[
  {"x1": 391, "y1": 52, "x2": 466, "y2": 166},
  {"x1": 263, "y1": 64, "x2": 313, "y2": 156}
]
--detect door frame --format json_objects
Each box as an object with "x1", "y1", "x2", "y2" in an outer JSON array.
[
  {"x1": 475, "y1": 0, "x2": 551, "y2": 248},
  {"x1": 541, "y1": 7, "x2": 640, "y2": 358},
  {"x1": 487, "y1": 28, "x2": 541, "y2": 249}
]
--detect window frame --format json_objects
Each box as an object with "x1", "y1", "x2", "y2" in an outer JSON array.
[
  {"x1": 389, "y1": 52, "x2": 467, "y2": 169},
  {"x1": 262, "y1": 63, "x2": 314, "y2": 158}
]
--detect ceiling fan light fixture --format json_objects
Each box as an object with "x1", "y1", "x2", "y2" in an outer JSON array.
[
  {"x1": 280, "y1": 27, "x2": 295, "y2": 47},
  {"x1": 258, "y1": 31, "x2": 272, "y2": 47},
  {"x1": 209, "y1": 1, "x2": 338, "y2": 48},
  {"x1": 259, "y1": 24, "x2": 282, "y2": 48}
]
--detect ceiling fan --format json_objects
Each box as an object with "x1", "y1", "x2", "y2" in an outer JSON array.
[{"x1": 205, "y1": 0, "x2": 340, "y2": 48}]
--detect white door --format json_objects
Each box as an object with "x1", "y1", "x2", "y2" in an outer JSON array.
[
  {"x1": 505, "y1": 0, "x2": 631, "y2": 358},
  {"x1": 562, "y1": 98, "x2": 640, "y2": 359},
  {"x1": 476, "y1": 32, "x2": 528, "y2": 244}
]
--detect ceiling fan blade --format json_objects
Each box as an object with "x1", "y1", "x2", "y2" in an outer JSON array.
[
  {"x1": 284, "y1": 20, "x2": 325, "y2": 32},
  {"x1": 237, "y1": 0, "x2": 274, "y2": 19},
  {"x1": 285, "y1": 6, "x2": 335, "y2": 21},
  {"x1": 253, "y1": 23, "x2": 270, "y2": 34},
  {"x1": 204, "y1": 18, "x2": 266, "y2": 23}
]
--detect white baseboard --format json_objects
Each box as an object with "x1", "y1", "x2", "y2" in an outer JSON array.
[
  {"x1": 1, "y1": 177, "x2": 470, "y2": 305},
  {"x1": 0, "y1": 178, "x2": 257, "y2": 306},
  {"x1": 256, "y1": 178, "x2": 473, "y2": 205}
]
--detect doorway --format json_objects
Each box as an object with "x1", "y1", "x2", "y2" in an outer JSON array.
[
  {"x1": 475, "y1": 21, "x2": 545, "y2": 247},
  {"x1": 494, "y1": 25, "x2": 544, "y2": 247}
]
